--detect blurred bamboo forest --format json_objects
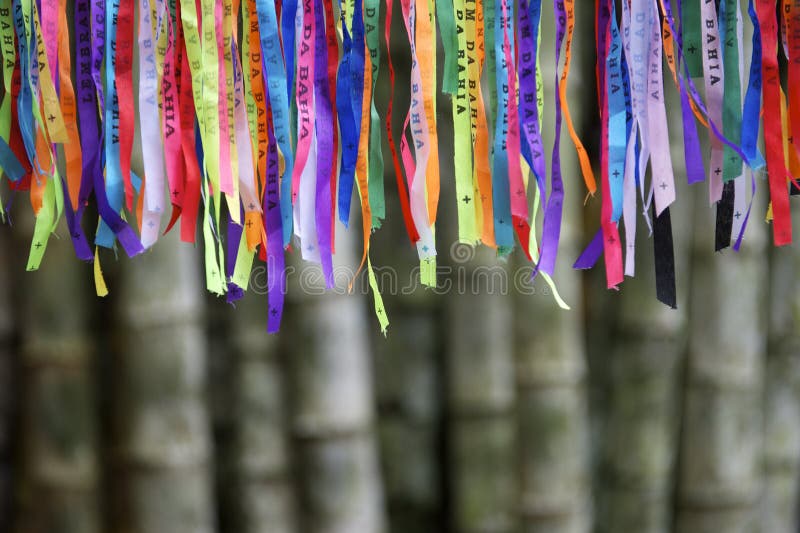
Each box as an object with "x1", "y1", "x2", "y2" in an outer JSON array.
[{"x1": 2, "y1": 1, "x2": 800, "y2": 533}]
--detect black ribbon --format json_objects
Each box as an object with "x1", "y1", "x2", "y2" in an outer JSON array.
[{"x1": 653, "y1": 204, "x2": 677, "y2": 309}]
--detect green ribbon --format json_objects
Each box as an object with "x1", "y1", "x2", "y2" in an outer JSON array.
[
  {"x1": 682, "y1": 0, "x2": 704, "y2": 77},
  {"x1": 365, "y1": 0, "x2": 385, "y2": 227},
  {"x1": 452, "y1": 0, "x2": 477, "y2": 243},
  {"x1": 721, "y1": 0, "x2": 742, "y2": 183},
  {"x1": 438, "y1": 0, "x2": 458, "y2": 94}
]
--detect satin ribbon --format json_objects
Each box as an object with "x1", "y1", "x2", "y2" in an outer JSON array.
[
  {"x1": 292, "y1": 0, "x2": 318, "y2": 268},
  {"x1": 313, "y1": 0, "x2": 334, "y2": 286},
  {"x1": 418, "y1": 0, "x2": 440, "y2": 236},
  {"x1": 290, "y1": 0, "x2": 314, "y2": 206},
  {"x1": 218, "y1": 0, "x2": 238, "y2": 217},
  {"x1": 160, "y1": 0, "x2": 186, "y2": 236},
  {"x1": 385, "y1": 0, "x2": 419, "y2": 245},
  {"x1": 716, "y1": 0, "x2": 746, "y2": 250},
  {"x1": 757, "y1": 0, "x2": 792, "y2": 246},
  {"x1": 660, "y1": 0, "x2": 758, "y2": 169},
  {"x1": 490, "y1": 0, "x2": 514, "y2": 254},
  {"x1": 281, "y1": 0, "x2": 297, "y2": 99},
  {"x1": 451, "y1": 0, "x2": 478, "y2": 244},
  {"x1": 785, "y1": 1, "x2": 800, "y2": 163},
  {"x1": 647, "y1": 0, "x2": 676, "y2": 216},
  {"x1": 472, "y1": 0, "x2": 494, "y2": 247},
  {"x1": 176, "y1": 0, "x2": 202, "y2": 244},
  {"x1": 700, "y1": 0, "x2": 725, "y2": 204},
  {"x1": 439, "y1": 0, "x2": 458, "y2": 94},
  {"x1": 599, "y1": 0, "x2": 622, "y2": 289},
  {"x1": 535, "y1": 0, "x2": 569, "y2": 277},
  {"x1": 56, "y1": 0, "x2": 91, "y2": 261},
  {"x1": 365, "y1": 0, "x2": 385, "y2": 227},
  {"x1": 256, "y1": 0, "x2": 294, "y2": 245},
  {"x1": 243, "y1": 0, "x2": 267, "y2": 249},
  {"x1": 117, "y1": 0, "x2": 135, "y2": 211},
  {"x1": 96, "y1": 0, "x2": 123, "y2": 250},
  {"x1": 606, "y1": 0, "x2": 625, "y2": 223},
  {"x1": 682, "y1": 0, "x2": 704, "y2": 76},
  {"x1": 336, "y1": 0, "x2": 358, "y2": 227},
  {"x1": 75, "y1": 0, "x2": 143, "y2": 259},
  {"x1": 265, "y1": 99, "x2": 285, "y2": 333},
  {"x1": 323, "y1": 0, "x2": 339, "y2": 251},
  {"x1": 181, "y1": 0, "x2": 225, "y2": 293},
  {"x1": 519, "y1": 0, "x2": 546, "y2": 204},
  {"x1": 0, "y1": 4, "x2": 25, "y2": 190},
  {"x1": 503, "y1": 0, "x2": 529, "y2": 258},
  {"x1": 670, "y1": 0, "x2": 706, "y2": 185},
  {"x1": 139, "y1": 0, "x2": 166, "y2": 248},
  {"x1": 400, "y1": 0, "x2": 436, "y2": 269}
]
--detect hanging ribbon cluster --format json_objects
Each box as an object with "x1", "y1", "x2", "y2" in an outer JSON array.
[{"x1": 0, "y1": 0, "x2": 796, "y2": 332}]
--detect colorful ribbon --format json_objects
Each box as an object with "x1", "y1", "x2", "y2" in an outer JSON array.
[{"x1": 0, "y1": 0, "x2": 797, "y2": 332}]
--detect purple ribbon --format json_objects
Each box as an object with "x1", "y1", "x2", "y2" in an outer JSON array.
[
  {"x1": 313, "y1": 0, "x2": 333, "y2": 288},
  {"x1": 265, "y1": 102, "x2": 285, "y2": 333},
  {"x1": 226, "y1": 210, "x2": 245, "y2": 303},
  {"x1": 573, "y1": 228, "x2": 604, "y2": 270},
  {"x1": 660, "y1": 0, "x2": 753, "y2": 168},
  {"x1": 673, "y1": 0, "x2": 706, "y2": 184},
  {"x1": 74, "y1": 0, "x2": 142, "y2": 258},
  {"x1": 535, "y1": 0, "x2": 567, "y2": 277},
  {"x1": 518, "y1": 0, "x2": 546, "y2": 197}
]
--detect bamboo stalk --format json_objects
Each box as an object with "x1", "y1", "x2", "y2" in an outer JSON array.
[
  {"x1": 597, "y1": 234, "x2": 690, "y2": 533},
  {"x1": 761, "y1": 232, "x2": 800, "y2": 533},
  {"x1": 0, "y1": 228, "x2": 15, "y2": 530},
  {"x1": 446, "y1": 246, "x2": 516, "y2": 533},
  {"x1": 109, "y1": 235, "x2": 215, "y2": 533},
  {"x1": 594, "y1": 109, "x2": 695, "y2": 533},
  {"x1": 13, "y1": 235, "x2": 100, "y2": 533},
  {"x1": 280, "y1": 234, "x2": 387, "y2": 533},
  {"x1": 514, "y1": 169, "x2": 591, "y2": 533},
  {"x1": 215, "y1": 291, "x2": 296, "y2": 533},
  {"x1": 373, "y1": 308, "x2": 442, "y2": 533},
  {"x1": 370, "y1": 187, "x2": 444, "y2": 531},
  {"x1": 512, "y1": 3, "x2": 595, "y2": 530},
  {"x1": 674, "y1": 195, "x2": 767, "y2": 533}
]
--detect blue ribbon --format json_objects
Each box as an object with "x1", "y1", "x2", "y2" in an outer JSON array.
[
  {"x1": 96, "y1": 0, "x2": 123, "y2": 249},
  {"x1": 336, "y1": 0, "x2": 359, "y2": 226},
  {"x1": 742, "y1": 0, "x2": 765, "y2": 170},
  {"x1": 607, "y1": 1, "x2": 626, "y2": 222},
  {"x1": 13, "y1": 0, "x2": 36, "y2": 173},
  {"x1": 281, "y1": 0, "x2": 297, "y2": 100},
  {"x1": 491, "y1": 0, "x2": 514, "y2": 253},
  {"x1": 256, "y1": 0, "x2": 294, "y2": 245}
]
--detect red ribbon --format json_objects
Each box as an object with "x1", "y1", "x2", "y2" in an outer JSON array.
[{"x1": 758, "y1": 0, "x2": 792, "y2": 246}]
